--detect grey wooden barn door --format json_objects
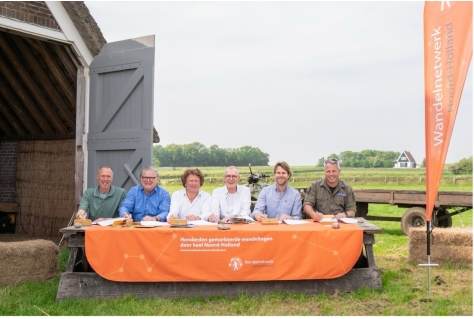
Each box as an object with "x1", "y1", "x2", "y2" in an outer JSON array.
[{"x1": 87, "y1": 35, "x2": 155, "y2": 191}]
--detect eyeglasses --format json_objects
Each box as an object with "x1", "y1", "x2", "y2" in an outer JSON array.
[
  {"x1": 224, "y1": 175, "x2": 239, "y2": 179},
  {"x1": 324, "y1": 158, "x2": 339, "y2": 164},
  {"x1": 141, "y1": 176, "x2": 157, "y2": 181}
]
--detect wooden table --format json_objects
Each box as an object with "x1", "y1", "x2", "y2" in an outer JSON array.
[{"x1": 56, "y1": 220, "x2": 382, "y2": 300}]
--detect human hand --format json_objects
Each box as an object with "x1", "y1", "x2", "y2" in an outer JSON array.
[
  {"x1": 221, "y1": 216, "x2": 234, "y2": 223},
  {"x1": 142, "y1": 215, "x2": 156, "y2": 221},
  {"x1": 255, "y1": 212, "x2": 267, "y2": 221},
  {"x1": 122, "y1": 213, "x2": 132, "y2": 220},
  {"x1": 278, "y1": 214, "x2": 292, "y2": 221},
  {"x1": 208, "y1": 213, "x2": 219, "y2": 223},
  {"x1": 333, "y1": 212, "x2": 347, "y2": 220},
  {"x1": 313, "y1": 212, "x2": 324, "y2": 221},
  {"x1": 186, "y1": 214, "x2": 200, "y2": 221},
  {"x1": 75, "y1": 211, "x2": 86, "y2": 219}
]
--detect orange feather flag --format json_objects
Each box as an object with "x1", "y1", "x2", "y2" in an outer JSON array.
[{"x1": 424, "y1": 1, "x2": 472, "y2": 221}]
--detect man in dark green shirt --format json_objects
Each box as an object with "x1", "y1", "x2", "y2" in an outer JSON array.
[
  {"x1": 75, "y1": 166, "x2": 126, "y2": 222},
  {"x1": 303, "y1": 158, "x2": 356, "y2": 221}
]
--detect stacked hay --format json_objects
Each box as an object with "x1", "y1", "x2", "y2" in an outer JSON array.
[
  {"x1": 15, "y1": 140, "x2": 75, "y2": 238},
  {"x1": 408, "y1": 227, "x2": 472, "y2": 266},
  {"x1": 0, "y1": 240, "x2": 59, "y2": 287}
]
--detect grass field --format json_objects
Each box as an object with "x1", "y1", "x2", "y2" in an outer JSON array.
[{"x1": 0, "y1": 166, "x2": 472, "y2": 315}]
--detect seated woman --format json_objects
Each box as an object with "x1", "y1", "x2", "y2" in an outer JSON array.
[{"x1": 166, "y1": 168, "x2": 211, "y2": 221}]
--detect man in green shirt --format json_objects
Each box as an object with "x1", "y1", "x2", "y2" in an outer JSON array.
[
  {"x1": 75, "y1": 166, "x2": 126, "y2": 222},
  {"x1": 303, "y1": 158, "x2": 356, "y2": 221}
]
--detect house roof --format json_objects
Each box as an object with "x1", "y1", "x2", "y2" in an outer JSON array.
[
  {"x1": 404, "y1": 151, "x2": 416, "y2": 162},
  {"x1": 61, "y1": 1, "x2": 106, "y2": 56}
]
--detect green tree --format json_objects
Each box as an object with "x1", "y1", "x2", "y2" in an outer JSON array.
[{"x1": 450, "y1": 157, "x2": 473, "y2": 174}]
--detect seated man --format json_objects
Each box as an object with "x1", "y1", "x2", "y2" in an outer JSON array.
[
  {"x1": 167, "y1": 168, "x2": 211, "y2": 221},
  {"x1": 119, "y1": 167, "x2": 171, "y2": 222},
  {"x1": 75, "y1": 166, "x2": 126, "y2": 223},
  {"x1": 303, "y1": 158, "x2": 356, "y2": 220},
  {"x1": 209, "y1": 166, "x2": 251, "y2": 223},
  {"x1": 251, "y1": 161, "x2": 302, "y2": 221}
]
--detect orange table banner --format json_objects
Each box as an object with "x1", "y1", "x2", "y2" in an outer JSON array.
[{"x1": 85, "y1": 221, "x2": 363, "y2": 282}]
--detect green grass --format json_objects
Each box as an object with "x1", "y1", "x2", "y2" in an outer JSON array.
[{"x1": 0, "y1": 166, "x2": 472, "y2": 315}]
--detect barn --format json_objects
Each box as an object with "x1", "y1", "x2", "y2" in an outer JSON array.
[{"x1": 0, "y1": 1, "x2": 156, "y2": 239}]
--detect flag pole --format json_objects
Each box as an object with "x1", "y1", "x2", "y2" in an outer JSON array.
[{"x1": 418, "y1": 218, "x2": 438, "y2": 296}]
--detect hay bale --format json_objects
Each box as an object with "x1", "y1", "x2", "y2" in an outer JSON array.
[
  {"x1": 0, "y1": 240, "x2": 59, "y2": 287},
  {"x1": 408, "y1": 227, "x2": 472, "y2": 266},
  {"x1": 16, "y1": 140, "x2": 75, "y2": 238}
]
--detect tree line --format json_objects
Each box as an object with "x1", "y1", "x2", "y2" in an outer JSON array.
[
  {"x1": 317, "y1": 149, "x2": 401, "y2": 168},
  {"x1": 153, "y1": 142, "x2": 269, "y2": 167}
]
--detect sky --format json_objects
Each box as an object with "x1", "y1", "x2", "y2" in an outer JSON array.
[{"x1": 85, "y1": 1, "x2": 473, "y2": 166}]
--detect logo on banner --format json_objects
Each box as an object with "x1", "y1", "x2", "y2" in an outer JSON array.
[{"x1": 229, "y1": 257, "x2": 243, "y2": 271}]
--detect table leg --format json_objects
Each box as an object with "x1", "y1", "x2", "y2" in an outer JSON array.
[{"x1": 66, "y1": 247, "x2": 79, "y2": 272}]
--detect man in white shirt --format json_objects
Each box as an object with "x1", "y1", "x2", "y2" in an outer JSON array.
[
  {"x1": 208, "y1": 166, "x2": 251, "y2": 223},
  {"x1": 167, "y1": 168, "x2": 211, "y2": 221}
]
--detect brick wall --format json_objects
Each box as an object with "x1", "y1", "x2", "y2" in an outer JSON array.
[
  {"x1": 0, "y1": 141, "x2": 17, "y2": 202},
  {"x1": 0, "y1": 1, "x2": 61, "y2": 30}
]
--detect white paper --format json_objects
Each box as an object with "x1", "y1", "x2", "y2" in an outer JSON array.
[
  {"x1": 187, "y1": 220, "x2": 217, "y2": 226},
  {"x1": 94, "y1": 217, "x2": 126, "y2": 226},
  {"x1": 338, "y1": 218, "x2": 358, "y2": 224},
  {"x1": 283, "y1": 219, "x2": 312, "y2": 225},
  {"x1": 140, "y1": 221, "x2": 170, "y2": 226}
]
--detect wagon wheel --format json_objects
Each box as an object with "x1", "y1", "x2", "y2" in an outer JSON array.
[
  {"x1": 435, "y1": 208, "x2": 453, "y2": 228},
  {"x1": 401, "y1": 207, "x2": 427, "y2": 236}
]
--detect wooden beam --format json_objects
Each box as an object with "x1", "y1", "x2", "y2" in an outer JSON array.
[
  {"x1": 0, "y1": 33, "x2": 70, "y2": 135},
  {"x1": 35, "y1": 39, "x2": 76, "y2": 107},
  {"x1": 0, "y1": 112, "x2": 15, "y2": 136},
  {"x1": 0, "y1": 95, "x2": 26, "y2": 136},
  {"x1": 0, "y1": 134, "x2": 75, "y2": 141},
  {"x1": 75, "y1": 67, "x2": 85, "y2": 206},
  {"x1": 54, "y1": 45, "x2": 77, "y2": 86},
  {"x1": 0, "y1": 74, "x2": 42, "y2": 135},
  {"x1": 0, "y1": 54, "x2": 54, "y2": 135},
  {"x1": 13, "y1": 36, "x2": 77, "y2": 130},
  {"x1": 56, "y1": 268, "x2": 382, "y2": 300}
]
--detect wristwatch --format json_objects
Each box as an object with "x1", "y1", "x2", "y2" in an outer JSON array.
[{"x1": 155, "y1": 216, "x2": 160, "y2": 221}]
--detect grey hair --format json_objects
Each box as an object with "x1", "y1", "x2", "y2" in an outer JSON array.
[
  {"x1": 140, "y1": 166, "x2": 159, "y2": 178},
  {"x1": 224, "y1": 166, "x2": 239, "y2": 176}
]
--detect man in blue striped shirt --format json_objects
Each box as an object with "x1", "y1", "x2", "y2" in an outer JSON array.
[
  {"x1": 251, "y1": 161, "x2": 302, "y2": 221},
  {"x1": 119, "y1": 167, "x2": 171, "y2": 222}
]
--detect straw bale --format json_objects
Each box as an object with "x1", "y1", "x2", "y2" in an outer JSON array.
[
  {"x1": 409, "y1": 227, "x2": 472, "y2": 246},
  {"x1": 408, "y1": 227, "x2": 473, "y2": 266},
  {"x1": 0, "y1": 239, "x2": 59, "y2": 287},
  {"x1": 16, "y1": 140, "x2": 75, "y2": 238}
]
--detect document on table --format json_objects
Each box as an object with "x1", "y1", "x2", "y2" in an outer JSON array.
[
  {"x1": 283, "y1": 219, "x2": 312, "y2": 225},
  {"x1": 187, "y1": 220, "x2": 217, "y2": 226},
  {"x1": 232, "y1": 215, "x2": 255, "y2": 222},
  {"x1": 94, "y1": 217, "x2": 126, "y2": 226},
  {"x1": 140, "y1": 221, "x2": 170, "y2": 226},
  {"x1": 338, "y1": 218, "x2": 358, "y2": 224},
  {"x1": 318, "y1": 217, "x2": 336, "y2": 224}
]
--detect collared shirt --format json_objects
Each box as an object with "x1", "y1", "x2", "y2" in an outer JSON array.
[
  {"x1": 251, "y1": 183, "x2": 302, "y2": 220},
  {"x1": 167, "y1": 188, "x2": 211, "y2": 221},
  {"x1": 211, "y1": 185, "x2": 251, "y2": 218},
  {"x1": 119, "y1": 185, "x2": 171, "y2": 222},
  {"x1": 79, "y1": 186, "x2": 127, "y2": 221},
  {"x1": 303, "y1": 179, "x2": 356, "y2": 215}
]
